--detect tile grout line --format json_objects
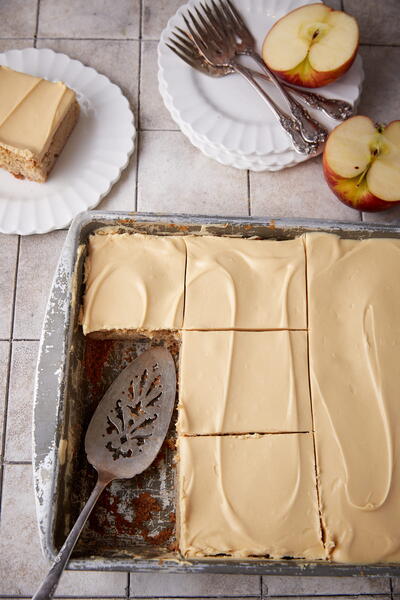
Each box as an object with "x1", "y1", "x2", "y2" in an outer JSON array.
[
  {"x1": 33, "y1": 0, "x2": 41, "y2": 47},
  {"x1": 0, "y1": 342, "x2": 12, "y2": 512},
  {"x1": 0, "y1": 37, "x2": 36, "y2": 41},
  {"x1": 258, "y1": 592, "x2": 390, "y2": 600},
  {"x1": 268, "y1": 592, "x2": 390, "y2": 600},
  {"x1": 360, "y1": 42, "x2": 400, "y2": 47},
  {"x1": 0, "y1": 597, "x2": 126, "y2": 599},
  {"x1": 259, "y1": 574, "x2": 264, "y2": 599},
  {"x1": 390, "y1": 576, "x2": 394, "y2": 600},
  {"x1": 140, "y1": 127, "x2": 180, "y2": 132},
  {"x1": 10, "y1": 338, "x2": 40, "y2": 342},
  {"x1": 0, "y1": 597, "x2": 266, "y2": 599},
  {"x1": 34, "y1": 36, "x2": 143, "y2": 41},
  {"x1": 0, "y1": 596, "x2": 390, "y2": 600},
  {"x1": 134, "y1": 0, "x2": 144, "y2": 213},
  {"x1": 111, "y1": 592, "x2": 262, "y2": 600},
  {"x1": 0, "y1": 235, "x2": 21, "y2": 517},
  {"x1": 2, "y1": 460, "x2": 32, "y2": 465},
  {"x1": 1, "y1": 36, "x2": 399, "y2": 47}
]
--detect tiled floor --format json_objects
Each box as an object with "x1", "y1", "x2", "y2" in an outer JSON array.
[{"x1": 0, "y1": 0, "x2": 399, "y2": 597}]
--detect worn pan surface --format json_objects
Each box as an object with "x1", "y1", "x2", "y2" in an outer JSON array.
[{"x1": 33, "y1": 210, "x2": 400, "y2": 575}]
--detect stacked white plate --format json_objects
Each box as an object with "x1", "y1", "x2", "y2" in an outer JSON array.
[{"x1": 158, "y1": 0, "x2": 364, "y2": 171}]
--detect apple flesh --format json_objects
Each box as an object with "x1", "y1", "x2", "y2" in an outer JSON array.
[
  {"x1": 323, "y1": 116, "x2": 400, "y2": 212},
  {"x1": 262, "y1": 3, "x2": 359, "y2": 88}
]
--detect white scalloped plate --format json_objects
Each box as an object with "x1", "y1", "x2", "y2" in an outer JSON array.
[
  {"x1": 0, "y1": 48, "x2": 135, "y2": 235},
  {"x1": 159, "y1": 77, "x2": 313, "y2": 171},
  {"x1": 158, "y1": 0, "x2": 364, "y2": 161},
  {"x1": 159, "y1": 69, "x2": 364, "y2": 171}
]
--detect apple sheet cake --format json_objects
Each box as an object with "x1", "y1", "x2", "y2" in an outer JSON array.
[
  {"x1": 81, "y1": 230, "x2": 400, "y2": 563},
  {"x1": 0, "y1": 66, "x2": 79, "y2": 182}
]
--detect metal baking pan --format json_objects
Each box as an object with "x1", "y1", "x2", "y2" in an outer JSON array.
[{"x1": 33, "y1": 210, "x2": 400, "y2": 575}]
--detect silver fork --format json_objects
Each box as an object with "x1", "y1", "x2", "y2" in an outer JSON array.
[
  {"x1": 201, "y1": 0, "x2": 328, "y2": 144},
  {"x1": 176, "y1": 6, "x2": 319, "y2": 155},
  {"x1": 167, "y1": 26, "x2": 354, "y2": 121}
]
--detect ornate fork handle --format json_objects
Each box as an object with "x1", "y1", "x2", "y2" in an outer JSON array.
[
  {"x1": 241, "y1": 69, "x2": 354, "y2": 121},
  {"x1": 249, "y1": 53, "x2": 327, "y2": 144},
  {"x1": 283, "y1": 84, "x2": 354, "y2": 120},
  {"x1": 233, "y1": 62, "x2": 317, "y2": 155}
]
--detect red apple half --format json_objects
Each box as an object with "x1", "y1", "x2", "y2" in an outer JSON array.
[
  {"x1": 262, "y1": 3, "x2": 359, "y2": 88},
  {"x1": 323, "y1": 116, "x2": 400, "y2": 212}
]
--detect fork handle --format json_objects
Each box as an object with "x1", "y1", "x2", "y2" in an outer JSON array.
[
  {"x1": 246, "y1": 68, "x2": 353, "y2": 121},
  {"x1": 32, "y1": 474, "x2": 111, "y2": 600},
  {"x1": 282, "y1": 82, "x2": 354, "y2": 121},
  {"x1": 232, "y1": 62, "x2": 316, "y2": 155},
  {"x1": 248, "y1": 53, "x2": 327, "y2": 144}
]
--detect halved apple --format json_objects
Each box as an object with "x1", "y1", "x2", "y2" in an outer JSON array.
[
  {"x1": 323, "y1": 116, "x2": 400, "y2": 212},
  {"x1": 262, "y1": 3, "x2": 359, "y2": 88}
]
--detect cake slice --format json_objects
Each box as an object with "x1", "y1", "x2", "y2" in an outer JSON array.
[
  {"x1": 178, "y1": 330, "x2": 312, "y2": 434},
  {"x1": 81, "y1": 232, "x2": 187, "y2": 335},
  {"x1": 178, "y1": 434, "x2": 325, "y2": 559},
  {"x1": 0, "y1": 65, "x2": 79, "y2": 182},
  {"x1": 183, "y1": 235, "x2": 307, "y2": 330},
  {"x1": 307, "y1": 232, "x2": 400, "y2": 563}
]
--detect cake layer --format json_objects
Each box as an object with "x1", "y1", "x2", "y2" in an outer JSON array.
[
  {"x1": 0, "y1": 66, "x2": 77, "y2": 160},
  {"x1": 81, "y1": 233, "x2": 186, "y2": 334},
  {"x1": 178, "y1": 434, "x2": 325, "y2": 559},
  {"x1": 178, "y1": 330, "x2": 312, "y2": 434},
  {"x1": 307, "y1": 232, "x2": 400, "y2": 563},
  {"x1": 183, "y1": 235, "x2": 307, "y2": 329},
  {"x1": 0, "y1": 98, "x2": 79, "y2": 182}
]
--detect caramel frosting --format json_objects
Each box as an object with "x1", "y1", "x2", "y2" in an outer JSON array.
[
  {"x1": 183, "y1": 235, "x2": 307, "y2": 330},
  {"x1": 178, "y1": 330, "x2": 312, "y2": 434},
  {"x1": 81, "y1": 233, "x2": 186, "y2": 333},
  {"x1": 0, "y1": 65, "x2": 76, "y2": 159},
  {"x1": 307, "y1": 232, "x2": 400, "y2": 563},
  {"x1": 178, "y1": 434, "x2": 325, "y2": 559}
]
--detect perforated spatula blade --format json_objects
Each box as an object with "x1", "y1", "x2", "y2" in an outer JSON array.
[
  {"x1": 86, "y1": 346, "x2": 176, "y2": 479},
  {"x1": 33, "y1": 347, "x2": 176, "y2": 600}
]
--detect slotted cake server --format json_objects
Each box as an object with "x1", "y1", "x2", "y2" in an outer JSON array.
[{"x1": 33, "y1": 347, "x2": 176, "y2": 600}]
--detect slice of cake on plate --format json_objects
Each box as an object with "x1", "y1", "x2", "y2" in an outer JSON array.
[{"x1": 0, "y1": 65, "x2": 79, "y2": 182}]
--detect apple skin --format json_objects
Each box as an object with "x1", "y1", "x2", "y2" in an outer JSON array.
[
  {"x1": 322, "y1": 152, "x2": 398, "y2": 212},
  {"x1": 262, "y1": 3, "x2": 360, "y2": 88},
  {"x1": 272, "y1": 50, "x2": 358, "y2": 88}
]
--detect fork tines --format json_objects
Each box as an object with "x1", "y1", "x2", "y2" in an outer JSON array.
[
  {"x1": 167, "y1": 31, "x2": 200, "y2": 69},
  {"x1": 168, "y1": 0, "x2": 251, "y2": 55},
  {"x1": 167, "y1": 0, "x2": 252, "y2": 72}
]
